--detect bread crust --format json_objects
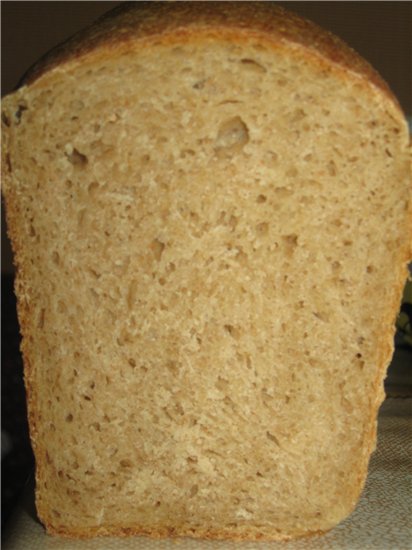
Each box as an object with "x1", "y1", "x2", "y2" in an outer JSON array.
[
  {"x1": 2, "y1": 1, "x2": 411, "y2": 542},
  {"x1": 41, "y1": 516, "x2": 329, "y2": 542},
  {"x1": 46, "y1": 528, "x2": 327, "y2": 542},
  {"x1": 17, "y1": 1, "x2": 401, "y2": 114}
]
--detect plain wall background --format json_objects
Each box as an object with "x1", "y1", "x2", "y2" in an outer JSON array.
[{"x1": 2, "y1": 1, "x2": 412, "y2": 273}]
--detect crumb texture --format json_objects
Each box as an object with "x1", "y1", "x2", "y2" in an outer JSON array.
[{"x1": 2, "y1": 32, "x2": 411, "y2": 540}]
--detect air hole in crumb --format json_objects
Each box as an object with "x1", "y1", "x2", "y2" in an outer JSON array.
[
  {"x1": 218, "y1": 98, "x2": 242, "y2": 106},
  {"x1": 70, "y1": 99, "x2": 85, "y2": 111},
  {"x1": 342, "y1": 398, "x2": 354, "y2": 414},
  {"x1": 327, "y1": 161, "x2": 337, "y2": 176},
  {"x1": 171, "y1": 46, "x2": 185, "y2": 56},
  {"x1": 277, "y1": 77, "x2": 288, "y2": 86},
  {"x1": 37, "y1": 308, "x2": 45, "y2": 329},
  {"x1": 215, "y1": 116, "x2": 249, "y2": 156},
  {"x1": 265, "y1": 150, "x2": 278, "y2": 166},
  {"x1": 313, "y1": 311, "x2": 329, "y2": 322},
  {"x1": 282, "y1": 234, "x2": 298, "y2": 256},
  {"x1": 273, "y1": 186, "x2": 292, "y2": 198},
  {"x1": 218, "y1": 211, "x2": 238, "y2": 231},
  {"x1": 128, "y1": 358, "x2": 136, "y2": 368},
  {"x1": 193, "y1": 79, "x2": 206, "y2": 90},
  {"x1": 224, "y1": 324, "x2": 239, "y2": 338},
  {"x1": 5, "y1": 153, "x2": 12, "y2": 172},
  {"x1": 52, "y1": 509, "x2": 61, "y2": 518},
  {"x1": 240, "y1": 58, "x2": 266, "y2": 72},
  {"x1": 291, "y1": 108, "x2": 306, "y2": 123},
  {"x1": 77, "y1": 209, "x2": 87, "y2": 230},
  {"x1": 256, "y1": 222, "x2": 269, "y2": 235},
  {"x1": 180, "y1": 148, "x2": 196, "y2": 158},
  {"x1": 120, "y1": 459, "x2": 133, "y2": 468},
  {"x1": 88, "y1": 181, "x2": 99, "y2": 195},
  {"x1": 286, "y1": 166, "x2": 298, "y2": 178},
  {"x1": 14, "y1": 103, "x2": 28, "y2": 124},
  {"x1": 117, "y1": 328, "x2": 133, "y2": 347},
  {"x1": 127, "y1": 280, "x2": 137, "y2": 310},
  {"x1": 166, "y1": 361, "x2": 178, "y2": 374},
  {"x1": 88, "y1": 268, "x2": 100, "y2": 279},
  {"x1": 150, "y1": 239, "x2": 165, "y2": 261},
  {"x1": 66, "y1": 414, "x2": 73, "y2": 423},
  {"x1": 29, "y1": 224, "x2": 36, "y2": 237},
  {"x1": 266, "y1": 431, "x2": 280, "y2": 446},
  {"x1": 256, "y1": 194, "x2": 267, "y2": 203},
  {"x1": 66, "y1": 148, "x2": 88, "y2": 167},
  {"x1": 52, "y1": 251, "x2": 60, "y2": 265},
  {"x1": 2, "y1": 111, "x2": 10, "y2": 126},
  {"x1": 189, "y1": 484, "x2": 199, "y2": 497},
  {"x1": 56, "y1": 299, "x2": 67, "y2": 314},
  {"x1": 235, "y1": 249, "x2": 248, "y2": 265},
  {"x1": 223, "y1": 396, "x2": 235, "y2": 408},
  {"x1": 215, "y1": 376, "x2": 229, "y2": 391},
  {"x1": 366, "y1": 265, "x2": 374, "y2": 273}
]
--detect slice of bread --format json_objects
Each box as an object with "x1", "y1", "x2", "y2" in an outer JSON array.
[{"x1": 2, "y1": 2, "x2": 411, "y2": 541}]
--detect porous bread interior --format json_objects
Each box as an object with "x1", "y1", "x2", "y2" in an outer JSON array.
[{"x1": 2, "y1": 38, "x2": 411, "y2": 539}]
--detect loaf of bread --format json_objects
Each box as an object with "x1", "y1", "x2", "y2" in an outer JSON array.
[{"x1": 2, "y1": 2, "x2": 411, "y2": 541}]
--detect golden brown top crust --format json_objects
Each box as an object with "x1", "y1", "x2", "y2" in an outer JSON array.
[{"x1": 20, "y1": 1, "x2": 398, "y2": 109}]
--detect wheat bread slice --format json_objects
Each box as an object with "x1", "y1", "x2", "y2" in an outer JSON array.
[{"x1": 2, "y1": 2, "x2": 411, "y2": 541}]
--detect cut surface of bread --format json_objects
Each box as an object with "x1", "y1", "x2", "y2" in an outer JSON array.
[{"x1": 2, "y1": 2, "x2": 411, "y2": 541}]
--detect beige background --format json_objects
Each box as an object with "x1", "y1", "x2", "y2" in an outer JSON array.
[{"x1": 2, "y1": 1, "x2": 412, "y2": 273}]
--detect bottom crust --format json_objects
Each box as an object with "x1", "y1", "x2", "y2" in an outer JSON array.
[{"x1": 44, "y1": 521, "x2": 329, "y2": 541}]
